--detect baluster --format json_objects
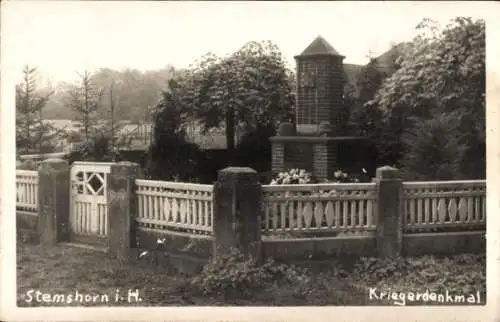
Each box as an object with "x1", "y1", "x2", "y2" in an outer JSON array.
[
  {"x1": 280, "y1": 203, "x2": 287, "y2": 231},
  {"x1": 335, "y1": 199, "x2": 341, "y2": 228},
  {"x1": 424, "y1": 189, "x2": 430, "y2": 225},
  {"x1": 193, "y1": 191, "x2": 199, "y2": 227},
  {"x1": 366, "y1": 199, "x2": 373, "y2": 228},
  {"x1": 350, "y1": 197, "x2": 356, "y2": 228},
  {"x1": 409, "y1": 196, "x2": 416, "y2": 225},
  {"x1": 303, "y1": 201, "x2": 313, "y2": 228},
  {"x1": 474, "y1": 195, "x2": 480, "y2": 222},
  {"x1": 148, "y1": 187, "x2": 153, "y2": 221},
  {"x1": 437, "y1": 198, "x2": 447, "y2": 223},
  {"x1": 152, "y1": 187, "x2": 157, "y2": 224},
  {"x1": 272, "y1": 202, "x2": 278, "y2": 230},
  {"x1": 481, "y1": 195, "x2": 486, "y2": 222},
  {"x1": 325, "y1": 201, "x2": 334, "y2": 228},
  {"x1": 358, "y1": 198, "x2": 364, "y2": 227},
  {"x1": 448, "y1": 198, "x2": 458, "y2": 223},
  {"x1": 343, "y1": 200, "x2": 348, "y2": 228},
  {"x1": 297, "y1": 199, "x2": 303, "y2": 229},
  {"x1": 467, "y1": 196, "x2": 474, "y2": 223},
  {"x1": 417, "y1": 189, "x2": 423, "y2": 224},
  {"x1": 431, "y1": 196, "x2": 438, "y2": 223},
  {"x1": 313, "y1": 201, "x2": 324, "y2": 229},
  {"x1": 264, "y1": 198, "x2": 270, "y2": 231},
  {"x1": 458, "y1": 197, "x2": 468, "y2": 223},
  {"x1": 204, "y1": 192, "x2": 210, "y2": 229}
]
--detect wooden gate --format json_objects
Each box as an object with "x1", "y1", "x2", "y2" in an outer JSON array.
[{"x1": 69, "y1": 162, "x2": 113, "y2": 246}]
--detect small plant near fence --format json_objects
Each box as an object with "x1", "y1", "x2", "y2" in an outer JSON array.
[{"x1": 189, "y1": 247, "x2": 312, "y2": 299}]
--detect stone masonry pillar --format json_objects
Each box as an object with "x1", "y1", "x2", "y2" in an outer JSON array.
[
  {"x1": 107, "y1": 161, "x2": 140, "y2": 262},
  {"x1": 213, "y1": 167, "x2": 262, "y2": 262},
  {"x1": 373, "y1": 166, "x2": 404, "y2": 258},
  {"x1": 313, "y1": 142, "x2": 328, "y2": 181},
  {"x1": 37, "y1": 158, "x2": 70, "y2": 246},
  {"x1": 271, "y1": 141, "x2": 285, "y2": 174}
]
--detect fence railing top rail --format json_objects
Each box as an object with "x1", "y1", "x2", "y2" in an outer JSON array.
[
  {"x1": 135, "y1": 179, "x2": 213, "y2": 192},
  {"x1": 261, "y1": 182, "x2": 376, "y2": 192},
  {"x1": 16, "y1": 170, "x2": 39, "y2": 176},
  {"x1": 403, "y1": 180, "x2": 485, "y2": 189},
  {"x1": 19, "y1": 152, "x2": 68, "y2": 160},
  {"x1": 72, "y1": 161, "x2": 116, "y2": 166}
]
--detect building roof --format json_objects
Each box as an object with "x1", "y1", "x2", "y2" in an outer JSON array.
[
  {"x1": 372, "y1": 42, "x2": 409, "y2": 74},
  {"x1": 299, "y1": 35, "x2": 343, "y2": 57}
]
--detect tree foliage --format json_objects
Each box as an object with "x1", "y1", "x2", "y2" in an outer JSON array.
[
  {"x1": 16, "y1": 65, "x2": 58, "y2": 154},
  {"x1": 146, "y1": 77, "x2": 201, "y2": 181},
  {"x1": 64, "y1": 71, "x2": 132, "y2": 161},
  {"x1": 190, "y1": 41, "x2": 295, "y2": 160},
  {"x1": 346, "y1": 58, "x2": 387, "y2": 138},
  {"x1": 65, "y1": 70, "x2": 104, "y2": 144},
  {"x1": 43, "y1": 66, "x2": 177, "y2": 121},
  {"x1": 401, "y1": 113, "x2": 468, "y2": 180},
  {"x1": 369, "y1": 17, "x2": 485, "y2": 178}
]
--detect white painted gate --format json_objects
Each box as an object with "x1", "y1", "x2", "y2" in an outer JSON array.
[{"x1": 69, "y1": 162, "x2": 113, "y2": 245}]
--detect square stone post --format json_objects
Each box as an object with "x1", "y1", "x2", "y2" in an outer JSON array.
[
  {"x1": 37, "y1": 158, "x2": 70, "y2": 246},
  {"x1": 213, "y1": 167, "x2": 262, "y2": 262},
  {"x1": 373, "y1": 166, "x2": 403, "y2": 258},
  {"x1": 107, "y1": 161, "x2": 140, "y2": 262}
]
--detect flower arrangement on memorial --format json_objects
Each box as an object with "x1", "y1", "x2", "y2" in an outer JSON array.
[
  {"x1": 269, "y1": 168, "x2": 313, "y2": 185},
  {"x1": 269, "y1": 168, "x2": 361, "y2": 185}
]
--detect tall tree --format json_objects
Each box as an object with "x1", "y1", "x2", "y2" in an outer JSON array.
[
  {"x1": 42, "y1": 66, "x2": 176, "y2": 122},
  {"x1": 146, "y1": 77, "x2": 201, "y2": 181},
  {"x1": 400, "y1": 113, "x2": 467, "y2": 180},
  {"x1": 16, "y1": 65, "x2": 58, "y2": 154},
  {"x1": 370, "y1": 17, "x2": 485, "y2": 178},
  {"x1": 66, "y1": 70, "x2": 104, "y2": 144},
  {"x1": 100, "y1": 80, "x2": 131, "y2": 161},
  {"x1": 346, "y1": 57, "x2": 387, "y2": 139},
  {"x1": 191, "y1": 41, "x2": 295, "y2": 162}
]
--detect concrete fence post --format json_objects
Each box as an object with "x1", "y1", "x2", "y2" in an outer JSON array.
[
  {"x1": 37, "y1": 158, "x2": 70, "y2": 246},
  {"x1": 213, "y1": 167, "x2": 262, "y2": 262},
  {"x1": 373, "y1": 166, "x2": 404, "y2": 258},
  {"x1": 107, "y1": 161, "x2": 140, "y2": 262}
]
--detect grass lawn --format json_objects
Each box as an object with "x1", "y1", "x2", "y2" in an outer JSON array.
[{"x1": 17, "y1": 242, "x2": 486, "y2": 307}]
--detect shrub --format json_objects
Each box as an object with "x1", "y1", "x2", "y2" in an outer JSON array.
[
  {"x1": 234, "y1": 125, "x2": 275, "y2": 173},
  {"x1": 351, "y1": 254, "x2": 486, "y2": 295},
  {"x1": 17, "y1": 160, "x2": 38, "y2": 170},
  {"x1": 401, "y1": 114, "x2": 468, "y2": 180},
  {"x1": 332, "y1": 170, "x2": 358, "y2": 183},
  {"x1": 17, "y1": 230, "x2": 38, "y2": 245},
  {"x1": 146, "y1": 85, "x2": 202, "y2": 182},
  {"x1": 190, "y1": 247, "x2": 311, "y2": 298}
]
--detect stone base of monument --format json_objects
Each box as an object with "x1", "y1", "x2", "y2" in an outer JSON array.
[{"x1": 270, "y1": 123, "x2": 374, "y2": 181}]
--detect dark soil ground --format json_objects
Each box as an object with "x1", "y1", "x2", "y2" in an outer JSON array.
[{"x1": 17, "y1": 243, "x2": 486, "y2": 307}]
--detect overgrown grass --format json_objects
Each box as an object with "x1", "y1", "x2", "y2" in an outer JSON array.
[{"x1": 17, "y1": 241, "x2": 486, "y2": 307}]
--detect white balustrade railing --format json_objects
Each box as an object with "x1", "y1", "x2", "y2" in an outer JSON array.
[
  {"x1": 16, "y1": 170, "x2": 39, "y2": 214},
  {"x1": 135, "y1": 179, "x2": 214, "y2": 235},
  {"x1": 261, "y1": 183, "x2": 378, "y2": 234},
  {"x1": 403, "y1": 180, "x2": 486, "y2": 231}
]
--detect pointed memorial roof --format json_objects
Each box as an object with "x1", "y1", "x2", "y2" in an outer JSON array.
[{"x1": 298, "y1": 35, "x2": 344, "y2": 57}]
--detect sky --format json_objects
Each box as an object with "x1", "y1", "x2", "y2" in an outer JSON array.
[{"x1": 1, "y1": 1, "x2": 495, "y2": 85}]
